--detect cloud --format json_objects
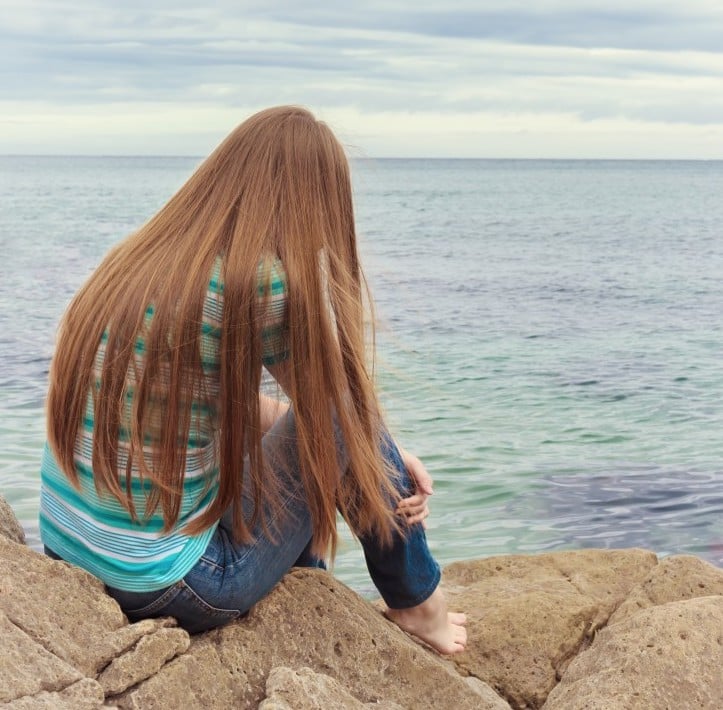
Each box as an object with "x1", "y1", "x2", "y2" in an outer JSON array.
[
  {"x1": 258, "y1": 3, "x2": 723, "y2": 53},
  {"x1": 1, "y1": 1, "x2": 722, "y2": 157}
]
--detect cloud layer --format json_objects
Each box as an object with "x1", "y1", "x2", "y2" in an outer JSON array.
[{"x1": 2, "y1": 1, "x2": 722, "y2": 157}]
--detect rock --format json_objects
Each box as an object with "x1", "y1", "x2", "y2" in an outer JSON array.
[
  {"x1": 442, "y1": 549, "x2": 657, "y2": 709},
  {"x1": 544, "y1": 596, "x2": 723, "y2": 709},
  {"x1": 0, "y1": 492, "x2": 720, "y2": 710},
  {"x1": 0, "y1": 610, "x2": 83, "y2": 703},
  {"x1": 465, "y1": 676, "x2": 516, "y2": 710},
  {"x1": 2, "y1": 678, "x2": 106, "y2": 709},
  {"x1": 0, "y1": 537, "x2": 129, "y2": 677},
  {"x1": 96, "y1": 627, "x2": 190, "y2": 696},
  {"x1": 86, "y1": 617, "x2": 182, "y2": 674},
  {"x1": 0, "y1": 494, "x2": 25, "y2": 544},
  {"x1": 258, "y1": 666, "x2": 404, "y2": 709},
  {"x1": 609, "y1": 554, "x2": 723, "y2": 625},
  {"x1": 109, "y1": 644, "x2": 236, "y2": 709},
  {"x1": 120, "y1": 569, "x2": 501, "y2": 709}
]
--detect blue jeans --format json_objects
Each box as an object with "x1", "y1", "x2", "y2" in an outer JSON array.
[{"x1": 47, "y1": 409, "x2": 440, "y2": 634}]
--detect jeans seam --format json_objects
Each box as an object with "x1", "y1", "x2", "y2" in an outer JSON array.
[
  {"x1": 179, "y1": 580, "x2": 242, "y2": 617},
  {"x1": 121, "y1": 581, "x2": 184, "y2": 616},
  {"x1": 225, "y1": 482, "x2": 308, "y2": 573},
  {"x1": 198, "y1": 552, "x2": 224, "y2": 571}
]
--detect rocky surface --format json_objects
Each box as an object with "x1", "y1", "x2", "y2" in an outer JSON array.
[
  {"x1": 1, "y1": 494, "x2": 721, "y2": 709},
  {"x1": 258, "y1": 667, "x2": 405, "y2": 709},
  {"x1": 0, "y1": 495, "x2": 25, "y2": 545},
  {"x1": 441, "y1": 549, "x2": 659, "y2": 708},
  {"x1": 544, "y1": 596, "x2": 723, "y2": 709}
]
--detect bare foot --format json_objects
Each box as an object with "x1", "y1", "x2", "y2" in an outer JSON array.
[{"x1": 385, "y1": 587, "x2": 467, "y2": 655}]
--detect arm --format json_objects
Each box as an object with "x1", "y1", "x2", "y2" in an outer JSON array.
[
  {"x1": 259, "y1": 392, "x2": 289, "y2": 434},
  {"x1": 265, "y1": 359, "x2": 293, "y2": 400},
  {"x1": 260, "y1": 360, "x2": 293, "y2": 435}
]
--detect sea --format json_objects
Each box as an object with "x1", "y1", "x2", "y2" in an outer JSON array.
[{"x1": 1, "y1": 156, "x2": 722, "y2": 596}]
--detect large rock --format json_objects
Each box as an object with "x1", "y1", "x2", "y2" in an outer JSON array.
[
  {"x1": 1, "y1": 491, "x2": 720, "y2": 710},
  {"x1": 1, "y1": 536, "x2": 139, "y2": 676},
  {"x1": 0, "y1": 535, "x2": 190, "y2": 707},
  {"x1": 116, "y1": 569, "x2": 502, "y2": 709},
  {"x1": 2, "y1": 678, "x2": 106, "y2": 709},
  {"x1": 609, "y1": 554, "x2": 723, "y2": 625},
  {"x1": 442, "y1": 549, "x2": 658, "y2": 709},
  {"x1": 0, "y1": 495, "x2": 25, "y2": 544},
  {"x1": 0, "y1": 610, "x2": 84, "y2": 703},
  {"x1": 544, "y1": 596, "x2": 723, "y2": 709}
]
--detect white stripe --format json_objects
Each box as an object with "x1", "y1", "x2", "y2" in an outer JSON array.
[
  {"x1": 46, "y1": 514, "x2": 183, "y2": 564},
  {"x1": 73, "y1": 440, "x2": 218, "y2": 479}
]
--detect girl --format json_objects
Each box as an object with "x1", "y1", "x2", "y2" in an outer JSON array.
[{"x1": 40, "y1": 106, "x2": 466, "y2": 655}]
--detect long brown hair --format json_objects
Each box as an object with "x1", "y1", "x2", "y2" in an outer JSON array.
[{"x1": 47, "y1": 106, "x2": 401, "y2": 558}]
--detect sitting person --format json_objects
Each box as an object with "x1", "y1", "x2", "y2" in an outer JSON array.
[{"x1": 40, "y1": 106, "x2": 467, "y2": 654}]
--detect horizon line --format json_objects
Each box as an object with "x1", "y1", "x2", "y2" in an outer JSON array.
[{"x1": 1, "y1": 154, "x2": 723, "y2": 162}]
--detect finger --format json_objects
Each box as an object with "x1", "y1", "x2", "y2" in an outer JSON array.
[
  {"x1": 397, "y1": 493, "x2": 429, "y2": 507},
  {"x1": 395, "y1": 497, "x2": 428, "y2": 516},
  {"x1": 401, "y1": 507, "x2": 430, "y2": 525},
  {"x1": 396, "y1": 506, "x2": 427, "y2": 520},
  {"x1": 401, "y1": 509, "x2": 428, "y2": 522}
]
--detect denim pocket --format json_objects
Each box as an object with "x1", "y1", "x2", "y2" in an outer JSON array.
[
  {"x1": 112, "y1": 581, "x2": 186, "y2": 618},
  {"x1": 170, "y1": 579, "x2": 243, "y2": 633},
  {"x1": 109, "y1": 579, "x2": 242, "y2": 633}
]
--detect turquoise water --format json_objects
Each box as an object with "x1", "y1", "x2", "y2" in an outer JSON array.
[{"x1": 1, "y1": 157, "x2": 722, "y2": 595}]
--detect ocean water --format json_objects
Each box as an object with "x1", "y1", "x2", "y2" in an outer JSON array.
[{"x1": 1, "y1": 156, "x2": 722, "y2": 596}]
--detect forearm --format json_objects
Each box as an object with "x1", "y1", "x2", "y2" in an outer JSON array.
[{"x1": 259, "y1": 393, "x2": 290, "y2": 434}]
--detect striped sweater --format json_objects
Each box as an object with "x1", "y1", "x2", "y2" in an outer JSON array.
[{"x1": 39, "y1": 256, "x2": 288, "y2": 591}]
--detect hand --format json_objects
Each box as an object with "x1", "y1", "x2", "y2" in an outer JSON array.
[{"x1": 395, "y1": 446, "x2": 433, "y2": 527}]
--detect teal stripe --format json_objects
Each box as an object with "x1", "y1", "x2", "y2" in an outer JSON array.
[
  {"x1": 201, "y1": 321, "x2": 221, "y2": 337},
  {"x1": 43, "y1": 476, "x2": 167, "y2": 533},
  {"x1": 81, "y1": 420, "x2": 214, "y2": 449},
  {"x1": 43, "y1": 467, "x2": 218, "y2": 533},
  {"x1": 40, "y1": 516, "x2": 217, "y2": 592}
]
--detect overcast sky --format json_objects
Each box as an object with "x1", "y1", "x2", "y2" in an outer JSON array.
[{"x1": 1, "y1": 0, "x2": 722, "y2": 158}]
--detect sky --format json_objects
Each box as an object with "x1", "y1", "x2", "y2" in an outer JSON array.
[{"x1": 1, "y1": 0, "x2": 722, "y2": 158}]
